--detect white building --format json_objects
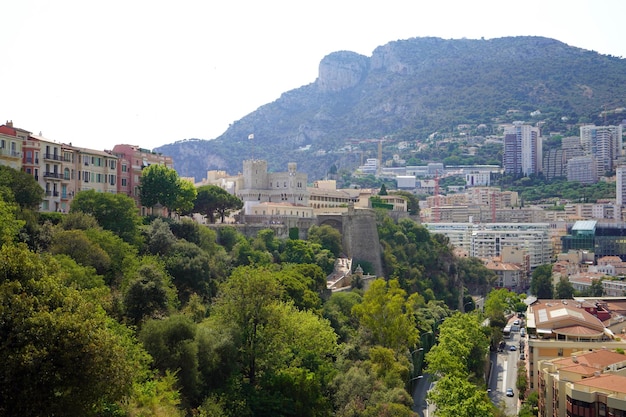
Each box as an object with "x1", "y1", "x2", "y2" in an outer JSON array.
[
  {"x1": 616, "y1": 165, "x2": 626, "y2": 207},
  {"x1": 503, "y1": 122, "x2": 542, "y2": 176},
  {"x1": 425, "y1": 222, "x2": 552, "y2": 269},
  {"x1": 580, "y1": 125, "x2": 623, "y2": 178}
]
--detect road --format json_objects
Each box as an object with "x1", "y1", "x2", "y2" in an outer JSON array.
[
  {"x1": 489, "y1": 322, "x2": 522, "y2": 416},
  {"x1": 412, "y1": 373, "x2": 431, "y2": 417}
]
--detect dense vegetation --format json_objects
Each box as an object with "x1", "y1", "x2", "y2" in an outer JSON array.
[{"x1": 0, "y1": 166, "x2": 505, "y2": 416}]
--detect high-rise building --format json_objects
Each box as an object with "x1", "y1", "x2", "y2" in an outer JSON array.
[
  {"x1": 617, "y1": 165, "x2": 626, "y2": 207},
  {"x1": 567, "y1": 155, "x2": 598, "y2": 184},
  {"x1": 580, "y1": 125, "x2": 623, "y2": 178},
  {"x1": 503, "y1": 123, "x2": 542, "y2": 176}
]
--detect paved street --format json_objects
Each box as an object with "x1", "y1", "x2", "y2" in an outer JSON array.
[
  {"x1": 412, "y1": 373, "x2": 431, "y2": 417},
  {"x1": 489, "y1": 319, "x2": 522, "y2": 416}
]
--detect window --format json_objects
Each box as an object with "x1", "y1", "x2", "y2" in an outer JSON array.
[
  {"x1": 121, "y1": 178, "x2": 127, "y2": 186},
  {"x1": 122, "y1": 164, "x2": 127, "y2": 172}
]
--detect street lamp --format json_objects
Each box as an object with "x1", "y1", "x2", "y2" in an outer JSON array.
[{"x1": 409, "y1": 375, "x2": 424, "y2": 383}]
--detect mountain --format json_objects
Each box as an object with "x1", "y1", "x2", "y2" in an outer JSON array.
[{"x1": 154, "y1": 36, "x2": 626, "y2": 182}]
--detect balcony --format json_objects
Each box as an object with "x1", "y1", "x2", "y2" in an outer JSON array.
[
  {"x1": 45, "y1": 191, "x2": 60, "y2": 197},
  {"x1": 43, "y1": 172, "x2": 62, "y2": 180},
  {"x1": 0, "y1": 148, "x2": 22, "y2": 158},
  {"x1": 44, "y1": 153, "x2": 62, "y2": 161}
]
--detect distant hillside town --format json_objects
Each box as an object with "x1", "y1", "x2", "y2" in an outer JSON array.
[{"x1": 7, "y1": 118, "x2": 626, "y2": 293}]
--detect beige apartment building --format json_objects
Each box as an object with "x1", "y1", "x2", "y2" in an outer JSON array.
[
  {"x1": 0, "y1": 121, "x2": 174, "y2": 213},
  {"x1": 526, "y1": 299, "x2": 626, "y2": 392},
  {"x1": 538, "y1": 349, "x2": 626, "y2": 417}
]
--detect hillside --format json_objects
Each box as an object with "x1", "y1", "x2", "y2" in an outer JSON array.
[{"x1": 154, "y1": 36, "x2": 626, "y2": 182}]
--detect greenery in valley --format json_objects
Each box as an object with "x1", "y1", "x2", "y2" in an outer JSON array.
[
  {"x1": 495, "y1": 175, "x2": 616, "y2": 203},
  {"x1": 1, "y1": 164, "x2": 512, "y2": 416}
]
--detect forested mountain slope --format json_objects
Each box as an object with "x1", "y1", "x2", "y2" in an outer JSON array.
[{"x1": 155, "y1": 36, "x2": 626, "y2": 181}]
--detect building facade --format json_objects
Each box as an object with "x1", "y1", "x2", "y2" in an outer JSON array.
[
  {"x1": 0, "y1": 122, "x2": 174, "y2": 213},
  {"x1": 580, "y1": 125, "x2": 623, "y2": 179},
  {"x1": 504, "y1": 123, "x2": 542, "y2": 176}
]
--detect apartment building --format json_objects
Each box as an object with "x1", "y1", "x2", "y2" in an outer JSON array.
[
  {"x1": 526, "y1": 299, "x2": 626, "y2": 391},
  {"x1": 580, "y1": 125, "x2": 623, "y2": 179},
  {"x1": 482, "y1": 258, "x2": 522, "y2": 291},
  {"x1": 537, "y1": 349, "x2": 626, "y2": 417},
  {"x1": 503, "y1": 122, "x2": 542, "y2": 176},
  {"x1": 567, "y1": 155, "x2": 598, "y2": 185},
  {"x1": 425, "y1": 222, "x2": 552, "y2": 270},
  {"x1": 0, "y1": 122, "x2": 174, "y2": 212},
  {"x1": 617, "y1": 166, "x2": 626, "y2": 208},
  {"x1": 0, "y1": 121, "x2": 26, "y2": 170}
]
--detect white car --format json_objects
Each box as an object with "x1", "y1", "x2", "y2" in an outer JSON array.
[{"x1": 506, "y1": 388, "x2": 514, "y2": 397}]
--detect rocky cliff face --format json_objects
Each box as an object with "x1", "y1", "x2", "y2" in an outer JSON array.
[{"x1": 316, "y1": 51, "x2": 369, "y2": 92}]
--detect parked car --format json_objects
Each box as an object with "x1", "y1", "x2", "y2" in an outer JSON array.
[
  {"x1": 520, "y1": 328, "x2": 526, "y2": 337},
  {"x1": 510, "y1": 345, "x2": 517, "y2": 351},
  {"x1": 506, "y1": 388, "x2": 514, "y2": 397},
  {"x1": 521, "y1": 353, "x2": 525, "y2": 360},
  {"x1": 513, "y1": 319, "x2": 520, "y2": 326}
]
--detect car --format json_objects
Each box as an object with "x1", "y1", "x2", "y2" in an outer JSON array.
[
  {"x1": 506, "y1": 388, "x2": 514, "y2": 397},
  {"x1": 513, "y1": 319, "x2": 520, "y2": 326},
  {"x1": 520, "y1": 328, "x2": 526, "y2": 337},
  {"x1": 510, "y1": 345, "x2": 517, "y2": 351},
  {"x1": 520, "y1": 353, "x2": 525, "y2": 360}
]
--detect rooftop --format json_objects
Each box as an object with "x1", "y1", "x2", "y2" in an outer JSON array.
[{"x1": 575, "y1": 373, "x2": 626, "y2": 394}]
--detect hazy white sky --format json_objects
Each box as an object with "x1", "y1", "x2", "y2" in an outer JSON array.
[{"x1": 2, "y1": 0, "x2": 625, "y2": 151}]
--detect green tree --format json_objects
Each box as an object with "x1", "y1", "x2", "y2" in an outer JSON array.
[
  {"x1": 165, "y1": 240, "x2": 213, "y2": 302},
  {"x1": 0, "y1": 164, "x2": 44, "y2": 209},
  {"x1": 530, "y1": 264, "x2": 554, "y2": 299},
  {"x1": 425, "y1": 312, "x2": 489, "y2": 380},
  {"x1": 555, "y1": 276, "x2": 575, "y2": 299},
  {"x1": 194, "y1": 185, "x2": 243, "y2": 224},
  {"x1": 146, "y1": 218, "x2": 178, "y2": 255},
  {"x1": 212, "y1": 266, "x2": 282, "y2": 385},
  {"x1": 124, "y1": 262, "x2": 177, "y2": 325},
  {"x1": 0, "y1": 244, "x2": 148, "y2": 416},
  {"x1": 589, "y1": 278, "x2": 604, "y2": 296},
  {"x1": 307, "y1": 224, "x2": 343, "y2": 257},
  {"x1": 139, "y1": 315, "x2": 201, "y2": 407},
  {"x1": 428, "y1": 375, "x2": 495, "y2": 417},
  {"x1": 49, "y1": 229, "x2": 112, "y2": 275},
  {"x1": 484, "y1": 288, "x2": 519, "y2": 328},
  {"x1": 0, "y1": 198, "x2": 25, "y2": 246},
  {"x1": 173, "y1": 179, "x2": 198, "y2": 216},
  {"x1": 70, "y1": 189, "x2": 143, "y2": 245},
  {"x1": 352, "y1": 278, "x2": 419, "y2": 352},
  {"x1": 140, "y1": 164, "x2": 193, "y2": 216},
  {"x1": 281, "y1": 239, "x2": 317, "y2": 264}
]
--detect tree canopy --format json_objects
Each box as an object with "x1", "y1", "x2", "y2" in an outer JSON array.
[
  {"x1": 70, "y1": 189, "x2": 143, "y2": 244},
  {"x1": 193, "y1": 185, "x2": 243, "y2": 224},
  {"x1": 140, "y1": 164, "x2": 196, "y2": 216}
]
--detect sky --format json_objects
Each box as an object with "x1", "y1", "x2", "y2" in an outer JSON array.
[{"x1": 2, "y1": 0, "x2": 626, "y2": 152}]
